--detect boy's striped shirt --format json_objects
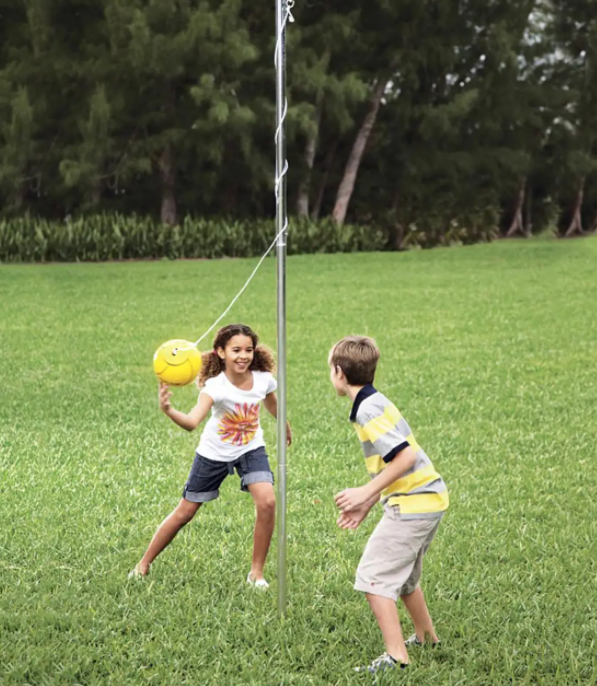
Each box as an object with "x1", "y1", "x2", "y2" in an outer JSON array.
[{"x1": 350, "y1": 385, "x2": 449, "y2": 519}]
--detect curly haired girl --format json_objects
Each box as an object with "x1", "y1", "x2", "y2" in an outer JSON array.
[{"x1": 130, "y1": 324, "x2": 291, "y2": 587}]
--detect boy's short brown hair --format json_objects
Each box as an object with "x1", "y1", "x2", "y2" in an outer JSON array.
[{"x1": 329, "y1": 335, "x2": 380, "y2": 386}]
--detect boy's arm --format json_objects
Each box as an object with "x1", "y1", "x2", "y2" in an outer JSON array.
[
  {"x1": 263, "y1": 392, "x2": 292, "y2": 446},
  {"x1": 335, "y1": 446, "x2": 417, "y2": 513},
  {"x1": 159, "y1": 383, "x2": 214, "y2": 431}
]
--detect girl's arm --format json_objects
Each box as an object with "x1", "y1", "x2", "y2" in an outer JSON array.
[
  {"x1": 159, "y1": 382, "x2": 214, "y2": 431},
  {"x1": 263, "y1": 392, "x2": 292, "y2": 446}
]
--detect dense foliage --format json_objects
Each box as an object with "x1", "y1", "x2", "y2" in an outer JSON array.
[{"x1": 1, "y1": 0, "x2": 596, "y2": 245}]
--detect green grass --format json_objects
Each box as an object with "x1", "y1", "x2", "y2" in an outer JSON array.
[{"x1": 1, "y1": 238, "x2": 597, "y2": 685}]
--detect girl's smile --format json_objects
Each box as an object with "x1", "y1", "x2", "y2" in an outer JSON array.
[{"x1": 219, "y1": 334, "x2": 255, "y2": 379}]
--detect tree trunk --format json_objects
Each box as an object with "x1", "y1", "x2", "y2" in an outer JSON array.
[
  {"x1": 296, "y1": 99, "x2": 323, "y2": 218},
  {"x1": 13, "y1": 182, "x2": 26, "y2": 210},
  {"x1": 90, "y1": 179, "x2": 101, "y2": 207},
  {"x1": 387, "y1": 188, "x2": 405, "y2": 250},
  {"x1": 565, "y1": 178, "x2": 586, "y2": 237},
  {"x1": 311, "y1": 139, "x2": 338, "y2": 220},
  {"x1": 159, "y1": 142, "x2": 177, "y2": 226},
  {"x1": 524, "y1": 182, "x2": 532, "y2": 236},
  {"x1": 158, "y1": 84, "x2": 177, "y2": 226},
  {"x1": 332, "y1": 77, "x2": 388, "y2": 225},
  {"x1": 506, "y1": 177, "x2": 527, "y2": 238}
]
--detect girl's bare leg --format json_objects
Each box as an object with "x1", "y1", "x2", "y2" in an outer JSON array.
[
  {"x1": 135, "y1": 499, "x2": 202, "y2": 575},
  {"x1": 247, "y1": 482, "x2": 276, "y2": 580}
]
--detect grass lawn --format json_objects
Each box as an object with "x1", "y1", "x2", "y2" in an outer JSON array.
[{"x1": 1, "y1": 238, "x2": 596, "y2": 685}]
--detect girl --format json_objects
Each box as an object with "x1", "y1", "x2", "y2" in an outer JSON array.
[{"x1": 130, "y1": 323, "x2": 291, "y2": 587}]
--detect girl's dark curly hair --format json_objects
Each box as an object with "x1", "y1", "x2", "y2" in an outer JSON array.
[{"x1": 198, "y1": 323, "x2": 275, "y2": 387}]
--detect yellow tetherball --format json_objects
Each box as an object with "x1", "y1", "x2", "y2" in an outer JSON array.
[{"x1": 153, "y1": 339, "x2": 202, "y2": 386}]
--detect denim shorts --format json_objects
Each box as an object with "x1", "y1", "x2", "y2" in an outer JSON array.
[{"x1": 182, "y1": 446, "x2": 274, "y2": 503}]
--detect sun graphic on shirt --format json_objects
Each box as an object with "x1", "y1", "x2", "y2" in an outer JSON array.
[{"x1": 218, "y1": 403, "x2": 260, "y2": 446}]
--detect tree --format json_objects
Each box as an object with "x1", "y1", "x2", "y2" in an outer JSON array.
[
  {"x1": 103, "y1": 0, "x2": 258, "y2": 225},
  {"x1": 550, "y1": 0, "x2": 597, "y2": 236}
]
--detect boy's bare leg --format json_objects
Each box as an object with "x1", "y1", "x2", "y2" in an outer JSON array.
[
  {"x1": 136, "y1": 499, "x2": 202, "y2": 575},
  {"x1": 366, "y1": 593, "x2": 409, "y2": 664},
  {"x1": 400, "y1": 586, "x2": 439, "y2": 643}
]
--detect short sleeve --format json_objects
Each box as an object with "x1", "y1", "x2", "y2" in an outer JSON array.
[
  {"x1": 200, "y1": 376, "x2": 222, "y2": 403},
  {"x1": 265, "y1": 373, "x2": 277, "y2": 395},
  {"x1": 357, "y1": 407, "x2": 410, "y2": 463}
]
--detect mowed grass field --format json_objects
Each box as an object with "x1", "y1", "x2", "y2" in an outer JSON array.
[{"x1": 1, "y1": 238, "x2": 597, "y2": 686}]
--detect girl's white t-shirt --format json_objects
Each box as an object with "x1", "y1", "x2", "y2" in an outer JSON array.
[{"x1": 196, "y1": 371, "x2": 277, "y2": 462}]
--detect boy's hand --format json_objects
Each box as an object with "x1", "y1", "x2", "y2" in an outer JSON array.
[
  {"x1": 286, "y1": 421, "x2": 292, "y2": 446},
  {"x1": 158, "y1": 382, "x2": 172, "y2": 413},
  {"x1": 335, "y1": 486, "x2": 370, "y2": 513},
  {"x1": 336, "y1": 504, "x2": 370, "y2": 530}
]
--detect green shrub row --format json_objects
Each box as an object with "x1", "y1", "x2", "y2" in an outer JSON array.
[
  {"x1": 0, "y1": 215, "x2": 387, "y2": 263},
  {"x1": 0, "y1": 208, "x2": 507, "y2": 263}
]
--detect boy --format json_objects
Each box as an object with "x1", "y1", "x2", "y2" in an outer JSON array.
[{"x1": 329, "y1": 335, "x2": 449, "y2": 674}]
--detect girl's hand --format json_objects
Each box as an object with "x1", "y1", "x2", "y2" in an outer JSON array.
[
  {"x1": 286, "y1": 421, "x2": 292, "y2": 446},
  {"x1": 158, "y1": 382, "x2": 172, "y2": 413},
  {"x1": 334, "y1": 486, "x2": 370, "y2": 513}
]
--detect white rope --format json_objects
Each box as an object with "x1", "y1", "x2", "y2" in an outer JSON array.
[
  {"x1": 180, "y1": 0, "x2": 295, "y2": 352},
  {"x1": 189, "y1": 223, "x2": 288, "y2": 349},
  {"x1": 274, "y1": 0, "x2": 294, "y2": 226}
]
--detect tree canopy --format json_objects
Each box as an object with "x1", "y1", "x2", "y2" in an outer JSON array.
[{"x1": 0, "y1": 0, "x2": 595, "y2": 238}]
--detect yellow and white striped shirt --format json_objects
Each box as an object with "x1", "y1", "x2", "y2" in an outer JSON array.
[{"x1": 350, "y1": 385, "x2": 449, "y2": 519}]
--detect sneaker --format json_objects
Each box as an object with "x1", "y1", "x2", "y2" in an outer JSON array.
[
  {"x1": 246, "y1": 572, "x2": 269, "y2": 589},
  {"x1": 405, "y1": 634, "x2": 440, "y2": 648},
  {"x1": 354, "y1": 653, "x2": 407, "y2": 674}
]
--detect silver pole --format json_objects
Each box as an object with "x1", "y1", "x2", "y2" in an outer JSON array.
[{"x1": 275, "y1": 0, "x2": 288, "y2": 616}]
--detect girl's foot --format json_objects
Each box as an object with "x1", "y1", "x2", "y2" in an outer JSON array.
[
  {"x1": 246, "y1": 572, "x2": 269, "y2": 589},
  {"x1": 128, "y1": 562, "x2": 150, "y2": 579}
]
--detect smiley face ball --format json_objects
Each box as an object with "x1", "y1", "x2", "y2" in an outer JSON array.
[{"x1": 153, "y1": 339, "x2": 202, "y2": 386}]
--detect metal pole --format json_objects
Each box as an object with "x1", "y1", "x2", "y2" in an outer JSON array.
[{"x1": 275, "y1": 0, "x2": 288, "y2": 617}]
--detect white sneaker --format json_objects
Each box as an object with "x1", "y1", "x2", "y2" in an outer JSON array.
[
  {"x1": 354, "y1": 653, "x2": 405, "y2": 674},
  {"x1": 405, "y1": 634, "x2": 441, "y2": 647},
  {"x1": 246, "y1": 572, "x2": 269, "y2": 589}
]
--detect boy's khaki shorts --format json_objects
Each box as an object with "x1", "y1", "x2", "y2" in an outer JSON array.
[{"x1": 354, "y1": 504, "x2": 443, "y2": 601}]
